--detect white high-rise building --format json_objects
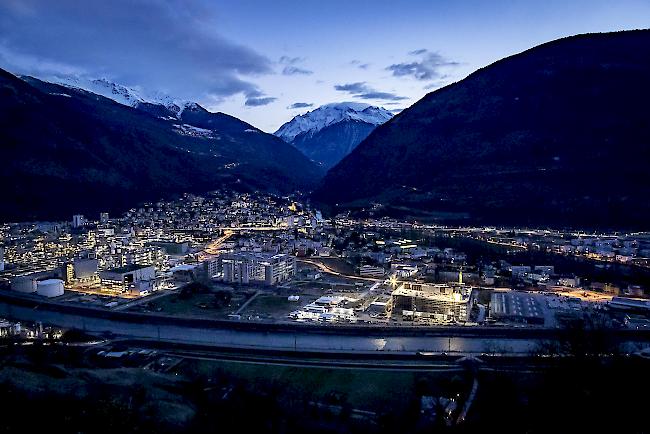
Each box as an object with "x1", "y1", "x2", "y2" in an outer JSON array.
[
  {"x1": 72, "y1": 214, "x2": 86, "y2": 228},
  {"x1": 221, "y1": 253, "x2": 296, "y2": 285}
]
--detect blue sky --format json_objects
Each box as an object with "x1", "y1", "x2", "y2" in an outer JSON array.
[{"x1": 1, "y1": 0, "x2": 649, "y2": 131}]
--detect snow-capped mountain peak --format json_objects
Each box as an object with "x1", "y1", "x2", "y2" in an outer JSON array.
[
  {"x1": 41, "y1": 75, "x2": 195, "y2": 117},
  {"x1": 274, "y1": 102, "x2": 393, "y2": 142}
]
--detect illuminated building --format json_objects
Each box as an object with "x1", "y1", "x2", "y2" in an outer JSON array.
[
  {"x1": 221, "y1": 253, "x2": 296, "y2": 285},
  {"x1": 359, "y1": 264, "x2": 385, "y2": 278},
  {"x1": 391, "y1": 282, "x2": 472, "y2": 322},
  {"x1": 72, "y1": 214, "x2": 85, "y2": 228},
  {"x1": 99, "y1": 264, "x2": 156, "y2": 293}
]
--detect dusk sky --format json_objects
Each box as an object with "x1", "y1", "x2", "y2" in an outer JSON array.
[{"x1": 1, "y1": 0, "x2": 649, "y2": 132}]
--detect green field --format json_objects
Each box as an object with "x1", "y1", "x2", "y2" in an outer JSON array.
[
  {"x1": 241, "y1": 294, "x2": 298, "y2": 317},
  {"x1": 175, "y1": 359, "x2": 458, "y2": 414},
  {"x1": 134, "y1": 292, "x2": 249, "y2": 318}
]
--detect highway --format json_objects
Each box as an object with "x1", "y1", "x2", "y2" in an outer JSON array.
[
  {"x1": 2, "y1": 298, "x2": 650, "y2": 356},
  {"x1": 160, "y1": 348, "x2": 466, "y2": 372}
]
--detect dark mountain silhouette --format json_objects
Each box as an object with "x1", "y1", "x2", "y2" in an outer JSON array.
[
  {"x1": 313, "y1": 30, "x2": 650, "y2": 229},
  {"x1": 0, "y1": 70, "x2": 323, "y2": 222}
]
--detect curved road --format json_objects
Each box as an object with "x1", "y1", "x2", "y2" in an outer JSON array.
[{"x1": 298, "y1": 258, "x2": 385, "y2": 282}]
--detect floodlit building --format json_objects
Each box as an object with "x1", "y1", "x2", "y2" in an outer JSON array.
[
  {"x1": 221, "y1": 253, "x2": 295, "y2": 285},
  {"x1": 489, "y1": 291, "x2": 545, "y2": 324},
  {"x1": 391, "y1": 282, "x2": 472, "y2": 322},
  {"x1": 359, "y1": 264, "x2": 385, "y2": 278},
  {"x1": 99, "y1": 264, "x2": 156, "y2": 294},
  {"x1": 609, "y1": 297, "x2": 650, "y2": 314},
  {"x1": 289, "y1": 295, "x2": 357, "y2": 322},
  {"x1": 73, "y1": 258, "x2": 98, "y2": 280}
]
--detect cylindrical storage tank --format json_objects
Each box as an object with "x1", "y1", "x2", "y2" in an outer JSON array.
[
  {"x1": 36, "y1": 279, "x2": 64, "y2": 298},
  {"x1": 11, "y1": 277, "x2": 37, "y2": 293}
]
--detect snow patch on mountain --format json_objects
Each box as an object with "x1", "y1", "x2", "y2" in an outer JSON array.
[
  {"x1": 274, "y1": 102, "x2": 393, "y2": 142},
  {"x1": 42, "y1": 75, "x2": 195, "y2": 118}
]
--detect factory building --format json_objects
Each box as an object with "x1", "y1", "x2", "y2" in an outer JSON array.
[
  {"x1": 489, "y1": 291, "x2": 545, "y2": 325},
  {"x1": 10, "y1": 271, "x2": 65, "y2": 297},
  {"x1": 11, "y1": 271, "x2": 59, "y2": 294},
  {"x1": 359, "y1": 265, "x2": 385, "y2": 278},
  {"x1": 74, "y1": 258, "x2": 98, "y2": 280},
  {"x1": 36, "y1": 279, "x2": 65, "y2": 297},
  {"x1": 11, "y1": 275, "x2": 38, "y2": 293},
  {"x1": 99, "y1": 264, "x2": 156, "y2": 294},
  {"x1": 221, "y1": 253, "x2": 296, "y2": 286},
  {"x1": 391, "y1": 282, "x2": 472, "y2": 322}
]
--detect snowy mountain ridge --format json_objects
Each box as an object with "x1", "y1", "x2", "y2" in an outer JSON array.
[
  {"x1": 37, "y1": 75, "x2": 197, "y2": 117},
  {"x1": 274, "y1": 102, "x2": 393, "y2": 143}
]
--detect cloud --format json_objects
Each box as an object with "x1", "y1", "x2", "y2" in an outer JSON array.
[
  {"x1": 423, "y1": 80, "x2": 448, "y2": 90},
  {"x1": 0, "y1": 0, "x2": 273, "y2": 105},
  {"x1": 245, "y1": 96, "x2": 277, "y2": 107},
  {"x1": 244, "y1": 89, "x2": 276, "y2": 107},
  {"x1": 349, "y1": 60, "x2": 370, "y2": 69},
  {"x1": 282, "y1": 66, "x2": 313, "y2": 75},
  {"x1": 334, "y1": 82, "x2": 368, "y2": 93},
  {"x1": 334, "y1": 82, "x2": 407, "y2": 101},
  {"x1": 357, "y1": 92, "x2": 406, "y2": 101},
  {"x1": 278, "y1": 56, "x2": 313, "y2": 75},
  {"x1": 288, "y1": 102, "x2": 313, "y2": 109},
  {"x1": 387, "y1": 50, "x2": 458, "y2": 81},
  {"x1": 279, "y1": 56, "x2": 304, "y2": 65}
]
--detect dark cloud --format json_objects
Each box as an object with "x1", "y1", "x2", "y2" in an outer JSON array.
[
  {"x1": 282, "y1": 66, "x2": 313, "y2": 75},
  {"x1": 357, "y1": 92, "x2": 406, "y2": 101},
  {"x1": 288, "y1": 102, "x2": 313, "y2": 109},
  {"x1": 0, "y1": 0, "x2": 273, "y2": 104},
  {"x1": 244, "y1": 89, "x2": 276, "y2": 106},
  {"x1": 334, "y1": 82, "x2": 368, "y2": 93},
  {"x1": 245, "y1": 96, "x2": 277, "y2": 107},
  {"x1": 334, "y1": 82, "x2": 407, "y2": 101},
  {"x1": 387, "y1": 51, "x2": 458, "y2": 81}
]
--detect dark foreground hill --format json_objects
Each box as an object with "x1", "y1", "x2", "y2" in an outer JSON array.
[
  {"x1": 0, "y1": 70, "x2": 323, "y2": 222},
  {"x1": 313, "y1": 30, "x2": 650, "y2": 229}
]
